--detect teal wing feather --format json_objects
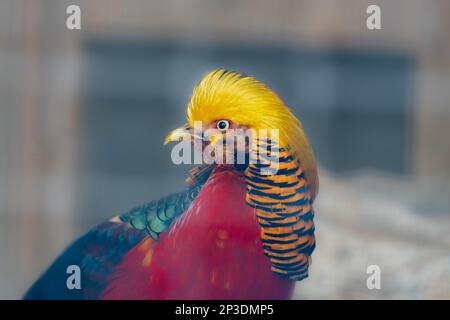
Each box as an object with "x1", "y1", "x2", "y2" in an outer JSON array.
[
  {"x1": 120, "y1": 185, "x2": 202, "y2": 240},
  {"x1": 120, "y1": 165, "x2": 213, "y2": 240}
]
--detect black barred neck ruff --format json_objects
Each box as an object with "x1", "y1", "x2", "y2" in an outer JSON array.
[{"x1": 244, "y1": 141, "x2": 316, "y2": 281}]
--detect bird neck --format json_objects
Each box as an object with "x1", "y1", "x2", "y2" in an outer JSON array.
[{"x1": 244, "y1": 142, "x2": 316, "y2": 281}]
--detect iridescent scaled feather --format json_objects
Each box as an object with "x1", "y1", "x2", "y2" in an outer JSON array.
[{"x1": 120, "y1": 165, "x2": 214, "y2": 240}]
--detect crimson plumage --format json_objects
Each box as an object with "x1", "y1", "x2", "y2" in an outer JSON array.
[{"x1": 102, "y1": 168, "x2": 294, "y2": 299}]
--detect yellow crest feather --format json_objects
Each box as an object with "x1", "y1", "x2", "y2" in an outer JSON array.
[{"x1": 187, "y1": 69, "x2": 318, "y2": 200}]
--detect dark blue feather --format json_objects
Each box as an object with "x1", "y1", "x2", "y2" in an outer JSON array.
[{"x1": 23, "y1": 221, "x2": 146, "y2": 300}]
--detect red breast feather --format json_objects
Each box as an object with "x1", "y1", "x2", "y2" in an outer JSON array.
[{"x1": 101, "y1": 167, "x2": 294, "y2": 299}]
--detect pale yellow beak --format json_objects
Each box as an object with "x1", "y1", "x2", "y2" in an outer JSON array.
[
  {"x1": 164, "y1": 123, "x2": 223, "y2": 146},
  {"x1": 163, "y1": 125, "x2": 192, "y2": 145}
]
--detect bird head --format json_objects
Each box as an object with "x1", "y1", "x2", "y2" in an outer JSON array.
[{"x1": 165, "y1": 69, "x2": 318, "y2": 200}]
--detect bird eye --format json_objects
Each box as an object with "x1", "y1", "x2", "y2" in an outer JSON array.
[{"x1": 216, "y1": 120, "x2": 230, "y2": 131}]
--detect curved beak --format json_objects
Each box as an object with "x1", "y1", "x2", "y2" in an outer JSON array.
[{"x1": 164, "y1": 124, "x2": 192, "y2": 145}]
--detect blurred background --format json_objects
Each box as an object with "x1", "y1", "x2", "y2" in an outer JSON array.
[{"x1": 0, "y1": 0, "x2": 449, "y2": 299}]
